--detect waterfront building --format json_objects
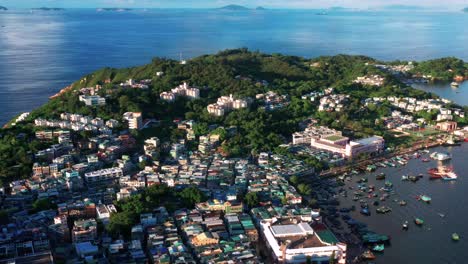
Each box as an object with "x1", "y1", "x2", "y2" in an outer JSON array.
[
  {"x1": 436, "y1": 121, "x2": 458, "y2": 132},
  {"x1": 260, "y1": 221, "x2": 347, "y2": 264},
  {"x1": 294, "y1": 125, "x2": 384, "y2": 158}
]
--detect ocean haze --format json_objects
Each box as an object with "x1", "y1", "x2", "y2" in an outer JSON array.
[{"x1": 0, "y1": 9, "x2": 467, "y2": 125}]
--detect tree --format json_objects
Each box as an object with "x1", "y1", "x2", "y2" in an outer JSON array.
[
  {"x1": 244, "y1": 192, "x2": 259, "y2": 208},
  {"x1": 31, "y1": 198, "x2": 56, "y2": 213},
  {"x1": 107, "y1": 211, "x2": 135, "y2": 239},
  {"x1": 178, "y1": 186, "x2": 206, "y2": 208},
  {"x1": 289, "y1": 175, "x2": 300, "y2": 186},
  {"x1": 297, "y1": 183, "x2": 312, "y2": 196}
]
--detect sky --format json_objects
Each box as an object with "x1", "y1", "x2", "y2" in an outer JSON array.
[{"x1": 0, "y1": 0, "x2": 466, "y2": 9}]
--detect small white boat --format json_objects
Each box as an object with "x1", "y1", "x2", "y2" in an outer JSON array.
[{"x1": 451, "y1": 82, "x2": 459, "y2": 87}]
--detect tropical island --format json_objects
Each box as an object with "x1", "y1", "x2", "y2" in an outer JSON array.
[
  {"x1": 0, "y1": 49, "x2": 466, "y2": 263},
  {"x1": 0, "y1": 6, "x2": 7, "y2": 11}
]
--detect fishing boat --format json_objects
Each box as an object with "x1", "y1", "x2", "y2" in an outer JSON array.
[
  {"x1": 366, "y1": 165, "x2": 377, "y2": 172},
  {"x1": 399, "y1": 200, "x2": 407, "y2": 206},
  {"x1": 409, "y1": 175, "x2": 420, "y2": 182},
  {"x1": 442, "y1": 172, "x2": 458, "y2": 181},
  {"x1": 372, "y1": 244, "x2": 385, "y2": 252},
  {"x1": 361, "y1": 250, "x2": 376, "y2": 260},
  {"x1": 360, "y1": 207, "x2": 371, "y2": 216},
  {"x1": 362, "y1": 233, "x2": 390, "y2": 243},
  {"x1": 401, "y1": 175, "x2": 409, "y2": 181},
  {"x1": 402, "y1": 221, "x2": 409, "y2": 230},
  {"x1": 376, "y1": 173, "x2": 386, "y2": 180},
  {"x1": 430, "y1": 152, "x2": 451, "y2": 161},
  {"x1": 452, "y1": 233, "x2": 460, "y2": 241},
  {"x1": 438, "y1": 213, "x2": 445, "y2": 218},
  {"x1": 385, "y1": 181, "x2": 393, "y2": 188},
  {"x1": 417, "y1": 195, "x2": 432, "y2": 203},
  {"x1": 414, "y1": 218, "x2": 424, "y2": 226},
  {"x1": 376, "y1": 206, "x2": 392, "y2": 214}
]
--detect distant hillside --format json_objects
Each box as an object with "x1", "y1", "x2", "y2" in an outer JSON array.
[
  {"x1": 31, "y1": 7, "x2": 65, "y2": 11},
  {"x1": 383, "y1": 5, "x2": 427, "y2": 11},
  {"x1": 0, "y1": 6, "x2": 8, "y2": 11},
  {"x1": 218, "y1": 4, "x2": 250, "y2": 11},
  {"x1": 256, "y1": 6, "x2": 266, "y2": 10},
  {"x1": 97, "y1": 8, "x2": 132, "y2": 12},
  {"x1": 463, "y1": 7, "x2": 468, "y2": 12}
]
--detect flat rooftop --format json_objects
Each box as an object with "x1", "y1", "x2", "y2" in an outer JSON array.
[{"x1": 324, "y1": 135, "x2": 347, "y2": 142}]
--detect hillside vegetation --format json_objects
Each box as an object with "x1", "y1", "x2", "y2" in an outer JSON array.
[{"x1": 1, "y1": 49, "x2": 465, "y2": 184}]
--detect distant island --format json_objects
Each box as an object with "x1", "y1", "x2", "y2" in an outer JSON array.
[
  {"x1": 97, "y1": 8, "x2": 133, "y2": 12},
  {"x1": 218, "y1": 4, "x2": 250, "y2": 11},
  {"x1": 383, "y1": 5, "x2": 427, "y2": 11},
  {"x1": 31, "y1": 7, "x2": 65, "y2": 11},
  {"x1": 0, "y1": 6, "x2": 8, "y2": 11},
  {"x1": 463, "y1": 7, "x2": 468, "y2": 12},
  {"x1": 217, "y1": 5, "x2": 267, "y2": 11}
]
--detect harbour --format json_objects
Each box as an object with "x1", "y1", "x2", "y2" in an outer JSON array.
[{"x1": 328, "y1": 144, "x2": 468, "y2": 263}]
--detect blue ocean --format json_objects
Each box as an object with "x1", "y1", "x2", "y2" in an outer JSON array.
[
  {"x1": 1, "y1": 8, "x2": 468, "y2": 264},
  {"x1": 1, "y1": 9, "x2": 467, "y2": 125}
]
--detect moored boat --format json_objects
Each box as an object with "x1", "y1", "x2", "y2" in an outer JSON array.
[
  {"x1": 360, "y1": 207, "x2": 371, "y2": 216},
  {"x1": 402, "y1": 221, "x2": 409, "y2": 230},
  {"x1": 451, "y1": 81, "x2": 459, "y2": 87},
  {"x1": 362, "y1": 233, "x2": 390, "y2": 243},
  {"x1": 366, "y1": 165, "x2": 377, "y2": 172},
  {"x1": 372, "y1": 244, "x2": 385, "y2": 252},
  {"x1": 399, "y1": 200, "x2": 407, "y2": 206},
  {"x1": 361, "y1": 250, "x2": 376, "y2": 260},
  {"x1": 376, "y1": 206, "x2": 392, "y2": 214},
  {"x1": 452, "y1": 233, "x2": 460, "y2": 241},
  {"x1": 442, "y1": 171, "x2": 458, "y2": 181},
  {"x1": 417, "y1": 195, "x2": 432, "y2": 203},
  {"x1": 376, "y1": 173, "x2": 386, "y2": 180},
  {"x1": 414, "y1": 218, "x2": 424, "y2": 226}
]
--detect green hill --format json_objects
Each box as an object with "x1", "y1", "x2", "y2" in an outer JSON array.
[{"x1": 1, "y1": 49, "x2": 466, "y2": 184}]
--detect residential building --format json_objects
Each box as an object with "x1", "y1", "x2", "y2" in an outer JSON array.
[
  {"x1": 79, "y1": 95, "x2": 106, "y2": 106},
  {"x1": 123, "y1": 112, "x2": 143, "y2": 130}
]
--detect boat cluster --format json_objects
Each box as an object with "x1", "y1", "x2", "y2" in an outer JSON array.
[{"x1": 338, "y1": 149, "x2": 462, "y2": 261}]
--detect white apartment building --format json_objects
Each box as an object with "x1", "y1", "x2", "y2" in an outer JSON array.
[
  {"x1": 84, "y1": 167, "x2": 123, "y2": 184},
  {"x1": 123, "y1": 112, "x2": 143, "y2": 130}
]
